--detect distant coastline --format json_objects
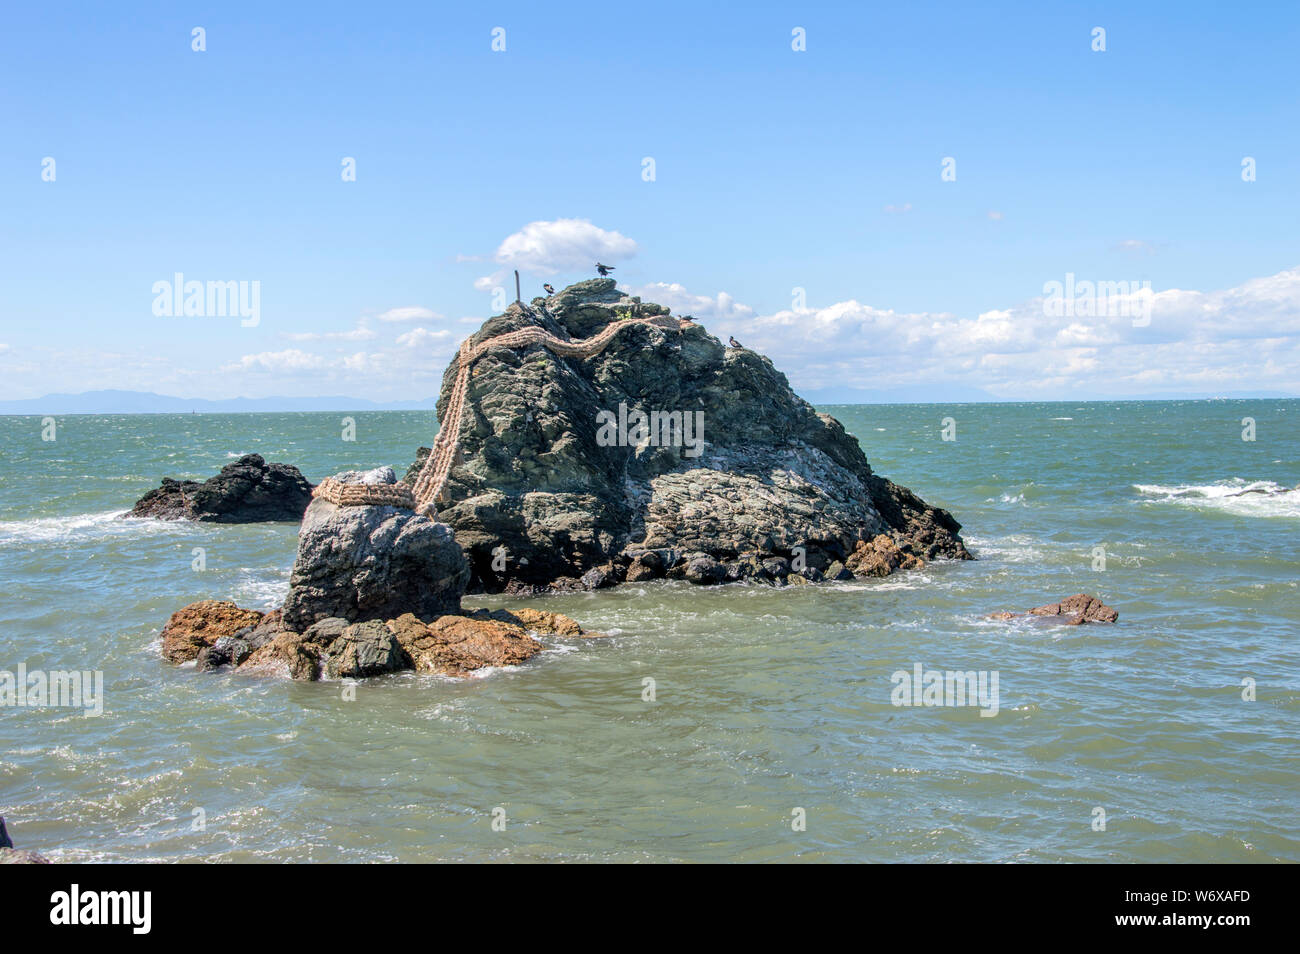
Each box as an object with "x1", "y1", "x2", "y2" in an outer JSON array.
[{"x1": 1, "y1": 388, "x2": 1296, "y2": 415}]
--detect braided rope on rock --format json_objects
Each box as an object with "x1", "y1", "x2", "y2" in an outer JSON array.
[{"x1": 312, "y1": 313, "x2": 683, "y2": 515}]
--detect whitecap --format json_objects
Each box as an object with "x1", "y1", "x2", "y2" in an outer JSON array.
[
  {"x1": 0, "y1": 511, "x2": 197, "y2": 548},
  {"x1": 1133, "y1": 480, "x2": 1300, "y2": 518}
]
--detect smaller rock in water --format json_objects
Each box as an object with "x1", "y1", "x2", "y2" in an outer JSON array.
[
  {"x1": 0, "y1": 817, "x2": 51, "y2": 865},
  {"x1": 990, "y1": 594, "x2": 1119, "y2": 625},
  {"x1": 130, "y1": 453, "x2": 314, "y2": 523},
  {"x1": 160, "y1": 600, "x2": 264, "y2": 663},
  {"x1": 1027, "y1": 594, "x2": 1119, "y2": 624},
  {"x1": 282, "y1": 467, "x2": 471, "y2": 630}
]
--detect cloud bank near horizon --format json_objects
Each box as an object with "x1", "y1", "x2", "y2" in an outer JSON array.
[{"x1": 1, "y1": 219, "x2": 1297, "y2": 403}]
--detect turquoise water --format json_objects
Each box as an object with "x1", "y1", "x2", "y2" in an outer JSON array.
[{"x1": 0, "y1": 401, "x2": 1296, "y2": 862}]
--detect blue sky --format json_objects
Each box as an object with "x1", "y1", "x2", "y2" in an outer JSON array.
[{"x1": 2, "y1": 1, "x2": 1299, "y2": 401}]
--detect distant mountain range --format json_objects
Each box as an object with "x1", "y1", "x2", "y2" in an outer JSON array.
[{"x1": 0, "y1": 387, "x2": 1295, "y2": 415}]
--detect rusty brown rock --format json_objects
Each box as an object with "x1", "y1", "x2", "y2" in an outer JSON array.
[
  {"x1": 389, "y1": 613, "x2": 544, "y2": 676},
  {"x1": 844, "y1": 534, "x2": 925, "y2": 579},
  {"x1": 160, "y1": 600, "x2": 265, "y2": 663},
  {"x1": 1028, "y1": 594, "x2": 1119, "y2": 623},
  {"x1": 239, "y1": 632, "x2": 322, "y2": 681}
]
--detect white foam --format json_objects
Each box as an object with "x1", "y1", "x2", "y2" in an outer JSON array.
[
  {"x1": 0, "y1": 510, "x2": 197, "y2": 547},
  {"x1": 1134, "y1": 480, "x2": 1300, "y2": 518}
]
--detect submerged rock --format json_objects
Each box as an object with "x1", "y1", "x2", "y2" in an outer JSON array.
[
  {"x1": 991, "y1": 594, "x2": 1119, "y2": 625},
  {"x1": 281, "y1": 468, "x2": 470, "y2": 631},
  {"x1": 130, "y1": 453, "x2": 313, "y2": 522},
  {"x1": 412, "y1": 279, "x2": 970, "y2": 592},
  {"x1": 1027, "y1": 594, "x2": 1119, "y2": 624}
]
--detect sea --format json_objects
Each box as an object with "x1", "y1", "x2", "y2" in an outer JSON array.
[{"x1": 1, "y1": 400, "x2": 1296, "y2": 862}]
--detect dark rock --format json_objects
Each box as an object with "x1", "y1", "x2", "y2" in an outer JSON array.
[
  {"x1": 281, "y1": 469, "x2": 470, "y2": 631},
  {"x1": 413, "y1": 280, "x2": 971, "y2": 592},
  {"x1": 581, "y1": 566, "x2": 615, "y2": 590},
  {"x1": 323, "y1": 620, "x2": 410, "y2": 679},
  {"x1": 685, "y1": 554, "x2": 727, "y2": 585},
  {"x1": 0, "y1": 817, "x2": 50, "y2": 864},
  {"x1": 130, "y1": 453, "x2": 313, "y2": 522},
  {"x1": 195, "y1": 635, "x2": 253, "y2": 672},
  {"x1": 824, "y1": 560, "x2": 852, "y2": 581}
]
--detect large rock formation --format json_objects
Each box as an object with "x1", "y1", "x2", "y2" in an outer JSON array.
[
  {"x1": 281, "y1": 468, "x2": 471, "y2": 631},
  {"x1": 130, "y1": 453, "x2": 313, "y2": 522},
  {"x1": 416, "y1": 279, "x2": 970, "y2": 592}
]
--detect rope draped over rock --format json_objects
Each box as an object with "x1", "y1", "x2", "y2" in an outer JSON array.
[{"x1": 311, "y1": 312, "x2": 684, "y2": 515}]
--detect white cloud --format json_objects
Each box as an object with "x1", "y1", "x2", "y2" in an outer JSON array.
[
  {"x1": 625, "y1": 282, "x2": 753, "y2": 320},
  {"x1": 490, "y1": 218, "x2": 638, "y2": 275},
  {"x1": 395, "y1": 327, "x2": 451, "y2": 348},
  {"x1": 884, "y1": 203, "x2": 913, "y2": 214},
  {"x1": 376, "y1": 306, "x2": 442, "y2": 323},
  {"x1": 656, "y1": 267, "x2": 1300, "y2": 398},
  {"x1": 283, "y1": 323, "x2": 376, "y2": 342},
  {"x1": 224, "y1": 349, "x2": 332, "y2": 372}
]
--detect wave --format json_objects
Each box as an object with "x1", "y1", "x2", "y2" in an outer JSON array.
[
  {"x1": 1134, "y1": 480, "x2": 1300, "y2": 518},
  {"x1": 0, "y1": 510, "x2": 201, "y2": 547}
]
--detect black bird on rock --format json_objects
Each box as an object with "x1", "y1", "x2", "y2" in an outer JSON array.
[
  {"x1": 728, "y1": 335, "x2": 743, "y2": 349},
  {"x1": 596, "y1": 263, "x2": 614, "y2": 276},
  {"x1": 543, "y1": 284, "x2": 555, "y2": 295},
  {"x1": 0, "y1": 817, "x2": 13, "y2": 849}
]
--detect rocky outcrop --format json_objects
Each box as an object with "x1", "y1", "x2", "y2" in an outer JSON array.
[
  {"x1": 281, "y1": 468, "x2": 470, "y2": 631},
  {"x1": 0, "y1": 817, "x2": 50, "y2": 864},
  {"x1": 415, "y1": 279, "x2": 970, "y2": 593},
  {"x1": 157, "y1": 600, "x2": 598, "y2": 680},
  {"x1": 1028, "y1": 594, "x2": 1119, "y2": 624},
  {"x1": 160, "y1": 600, "x2": 265, "y2": 663},
  {"x1": 991, "y1": 594, "x2": 1119, "y2": 625},
  {"x1": 130, "y1": 453, "x2": 313, "y2": 522}
]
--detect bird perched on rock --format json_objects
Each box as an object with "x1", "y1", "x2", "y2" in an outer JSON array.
[
  {"x1": 0, "y1": 817, "x2": 13, "y2": 849},
  {"x1": 728, "y1": 335, "x2": 743, "y2": 349},
  {"x1": 543, "y1": 284, "x2": 555, "y2": 295},
  {"x1": 596, "y1": 263, "x2": 615, "y2": 276}
]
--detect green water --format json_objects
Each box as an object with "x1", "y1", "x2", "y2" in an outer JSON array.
[{"x1": 1, "y1": 401, "x2": 1296, "y2": 862}]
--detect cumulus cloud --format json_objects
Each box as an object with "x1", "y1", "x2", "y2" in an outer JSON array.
[
  {"x1": 376, "y1": 306, "x2": 442, "y2": 323},
  {"x1": 489, "y1": 219, "x2": 638, "y2": 275},
  {"x1": 657, "y1": 267, "x2": 1300, "y2": 399},
  {"x1": 395, "y1": 327, "x2": 451, "y2": 348},
  {"x1": 625, "y1": 282, "x2": 754, "y2": 321}
]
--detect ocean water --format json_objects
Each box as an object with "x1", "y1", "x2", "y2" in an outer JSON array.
[{"x1": 0, "y1": 401, "x2": 1296, "y2": 863}]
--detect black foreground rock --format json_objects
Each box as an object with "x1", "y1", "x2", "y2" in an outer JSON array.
[
  {"x1": 129, "y1": 453, "x2": 314, "y2": 522},
  {"x1": 409, "y1": 278, "x2": 971, "y2": 592}
]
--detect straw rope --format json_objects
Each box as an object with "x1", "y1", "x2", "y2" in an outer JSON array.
[{"x1": 311, "y1": 312, "x2": 682, "y2": 515}]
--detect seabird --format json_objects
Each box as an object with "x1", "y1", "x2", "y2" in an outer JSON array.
[
  {"x1": 596, "y1": 263, "x2": 615, "y2": 276},
  {"x1": 0, "y1": 817, "x2": 13, "y2": 849},
  {"x1": 543, "y1": 284, "x2": 555, "y2": 295},
  {"x1": 728, "y1": 336, "x2": 743, "y2": 349}
]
